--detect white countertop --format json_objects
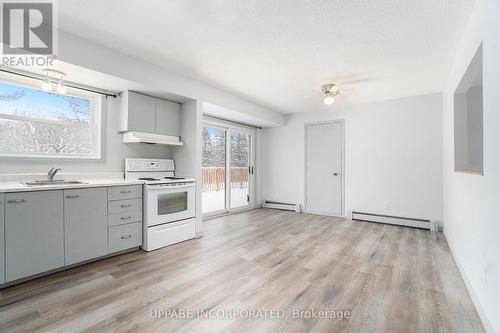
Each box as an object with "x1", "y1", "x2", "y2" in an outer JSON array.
[{"x1": 0, "y1": 172, "x2": 145, "y2": 193}]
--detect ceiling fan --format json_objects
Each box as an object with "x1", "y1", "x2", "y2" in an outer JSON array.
[{"x1": 321, "y1": 83, "x2": 341, "y2": 105}]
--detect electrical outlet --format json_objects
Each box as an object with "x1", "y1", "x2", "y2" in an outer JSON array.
[{"x1": 383, "y1": 202, "x2": 389, "y2": 209}]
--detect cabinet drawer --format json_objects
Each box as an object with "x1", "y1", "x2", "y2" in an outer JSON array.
[
  {"x1": 108, "y1": 210, "x2": 142, "y2": 227},
  {"x1": 108, "y1": 222, "x2": 142, "y2": 253},
  {"x1": 108, "y1": 198, "x2": 142, "y2": 214},
  {"x1": 108, "y1": 185, "x2": 142, "y2": 201}
]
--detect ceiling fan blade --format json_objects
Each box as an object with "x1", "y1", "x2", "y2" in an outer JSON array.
[
  {"x1": 339, "y1": 78, "x2": 376, "y2": 85},
  {"x1": 338, "y1": 85, "x2": 356, "y2": 91}
]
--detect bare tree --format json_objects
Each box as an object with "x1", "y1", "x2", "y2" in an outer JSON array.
[
  {"x1": 55, "y1": 95, "x2": 91, "y2": 124},
  {"x1": 0, "y1": 86, "x2": 93, "y2": 156}
]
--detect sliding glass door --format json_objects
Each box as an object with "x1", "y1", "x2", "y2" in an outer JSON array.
[
  {"x1": 230, "y1": 130, "x2": 251, "y2": 209},
  {"x1": 202, "y1": 121, "x2": 254, "y2": 216},
  {"x1": 202, "y1": 126, "x2": 226, "y2": 214}
]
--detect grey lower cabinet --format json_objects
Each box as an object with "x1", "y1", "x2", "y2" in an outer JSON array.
[
  {"x1": 0, "y1": 194, "x2": 4, "y2": 284},
  {"x1": 64, "y1": 188, "x2": 108, "y2": 266},
  {"x1": 1, "y1": 185, "x2": 143, "y2": 286},
  {"x1": 5, "y1": 190, "x2": 64, "y2": 283}
]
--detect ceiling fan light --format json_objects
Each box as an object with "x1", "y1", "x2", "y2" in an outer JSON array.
[{"x1": 323, "y1": 93, "x2": 335, "y2": 105}]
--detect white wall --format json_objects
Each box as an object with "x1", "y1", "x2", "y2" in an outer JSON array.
[
  {"x1": 443, "y1": 0, "x2": 500, "y2": 331},
  {"x1": 262, "y1": 93, "x2": 443, "y2": 221},
  {"x1": 58, "y1": 31, "x2": 285, "y2": 127},
  {"x1": 173, "y1": 101, "x2": 203, "y2": 235},
  {"x1": 0, "y1": 30, "x2": 283, "y2": 177},
  {"x1": 0, "y1": 96, "x2": 170, "y2": 174},
  {"x1": 254, "y1": 128, "x2": 265, "y2": 206}
]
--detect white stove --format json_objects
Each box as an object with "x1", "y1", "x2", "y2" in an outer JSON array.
[
  {"x1": 125, "y1": 158, "x2": 196, "y2": 251},
  {"x1": 125, "y1": 158, "x2": 195, "y2": 184}
]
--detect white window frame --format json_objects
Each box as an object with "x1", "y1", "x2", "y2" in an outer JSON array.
[
  {"x1": 202, "y1": 116, "x2": 256, "y2": 218},
  {"x1": 0, "y1": 74, "x2": 102, "y2": 160}
]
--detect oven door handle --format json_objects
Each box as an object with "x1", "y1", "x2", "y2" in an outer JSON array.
[{"x1": 146, "y1": 184, "x2": 195, "y2": 190}]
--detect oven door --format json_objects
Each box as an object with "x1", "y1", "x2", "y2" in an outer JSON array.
[{"x1": 145, "y1": 183, "x2": 196, "y2": 227}]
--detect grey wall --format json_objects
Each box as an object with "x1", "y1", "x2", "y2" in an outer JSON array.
[{"x1": 467, "y1": 85, "x2": 483, "y2": 171}]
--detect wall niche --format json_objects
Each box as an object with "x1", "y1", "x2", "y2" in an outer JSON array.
[{"x1": 454, "y1": 43, "x2": 483, "y2": 175}]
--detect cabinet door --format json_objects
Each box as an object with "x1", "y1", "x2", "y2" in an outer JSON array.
[
  {"x1": 128, "y1": 91, "x2": 156, "y2": 133},
  {"x1": 155, "y1": 98, "x2": 181, "y2": 137},
  {"x1": 5, "y1": 190, "x2": 64, "y2": 282},
  {"x1": 0, "y1": 194, "x2": 4, "y2": 284},
  {"x1": 64, "y1": 188, "x2": 108, "y2": 265}
]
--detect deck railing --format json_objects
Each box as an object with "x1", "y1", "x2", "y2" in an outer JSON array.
[{"x1": 202, "y1": 167, "x2": 248, "y2": 191}]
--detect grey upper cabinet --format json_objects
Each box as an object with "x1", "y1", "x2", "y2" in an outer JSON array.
[
  {"x1": 155, "y1": 98, "x2": 181, "y2": 137},
  {"x1": 5, "y1": 190, "x2": 64, "y2": 282},
  {"x1": 120, "y1": 90, "x2": 181, "y2": 137},
  {"x1": 0, "y1": 194, "x2": 4, "y2": 284},
  {"x1": 64, "y1": 188, "x2": 108, "y2": 266},
  {"x1": 126, "y1": 91, "x2": 156, "y2": 133}
]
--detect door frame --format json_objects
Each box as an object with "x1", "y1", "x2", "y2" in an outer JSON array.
[
  {"x1": 202, "y1": 117, "x2": 256, "y2": 218},
  {"x1": 304, "y1": 119, "x2": 345, "y2": 217}
]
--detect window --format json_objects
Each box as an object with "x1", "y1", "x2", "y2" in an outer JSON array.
[
  {"x1": 454, "y1": 44, "x2": 483, "y2": 175},
  {"x1": 0, "y1": 78, "x2": 101, "y2": 159}
]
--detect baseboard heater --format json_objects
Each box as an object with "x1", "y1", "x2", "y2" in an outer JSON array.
[
  {"x1": 352, "y1": 211, "x2": 438, "y2": 232},
  {"x1": 263, "y1": 200, "x2": 300, "y2": 212}
]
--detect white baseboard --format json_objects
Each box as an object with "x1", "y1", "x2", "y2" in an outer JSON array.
[
  {"x1": 444, "y1": 229, "x2": 494, "y2": 333},
  {"x1": 352, "y1": 211, "x2": 435, "y2": 231},
  {"x1": 262, "y1": 200, "x2": 300, "y2": 212}
]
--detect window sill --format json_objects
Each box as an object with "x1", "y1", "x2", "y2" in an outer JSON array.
[
  {"x1": 0, "y1": 154, "x2": 102, "y2": 162},
  {"x1": 454, "y1": 170, "x2": 484, "y2": 176}
]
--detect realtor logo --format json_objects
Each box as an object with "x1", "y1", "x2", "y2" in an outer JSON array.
[{"x1": 1, "y1": 0, "x2": 54, "y2": 55}]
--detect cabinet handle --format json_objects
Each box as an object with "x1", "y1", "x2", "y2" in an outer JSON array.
[
  {"x1": 120, "y1": 204, "x2": 132, "y2": 208},
  {"x1": 120, "y1": 216, "x2": 132, "y2": 220},
  {"x1": 65, "y1": 195, "x2": 80, "y2": 199},
  {"x1": 120, "y1": 190, "x2": 132, "y2": 194},
  {"x1": 120, "y1": 235, "x2": 132, "y2": 240},
  {"x1": 7, "y1": 199, "x2": 26, "y2": 204}
]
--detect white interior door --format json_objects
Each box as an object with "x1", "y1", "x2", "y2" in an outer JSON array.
[{"x1": 305, "y1": 121, "x2": 343, "y2": 216}]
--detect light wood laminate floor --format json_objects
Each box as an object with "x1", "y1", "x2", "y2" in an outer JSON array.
[{"x1": 0, "y1": 209, "x2": 484, "y2": 332}]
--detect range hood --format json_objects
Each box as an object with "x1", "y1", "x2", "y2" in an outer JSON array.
[{"x1": 122, "y1": 131, "x2": 183, "y2": 146}]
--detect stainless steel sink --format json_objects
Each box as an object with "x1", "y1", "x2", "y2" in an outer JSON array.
[{"x1": 22, "y1": 180, "x2": 86, "y2": 187}]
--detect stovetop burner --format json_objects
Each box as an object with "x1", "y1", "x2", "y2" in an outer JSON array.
[
  {"x1": 164, "y1": 177, "x2": 185, "y2": 180},
  {"x1": 138, "y1": 177, "x2": 160, "y2": 181}
]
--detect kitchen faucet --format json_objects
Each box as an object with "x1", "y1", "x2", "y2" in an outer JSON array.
[{"x1": 48, "y1": 167, "x2": 62, "y2": 181}]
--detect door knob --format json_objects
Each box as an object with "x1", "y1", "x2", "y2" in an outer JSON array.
[{"x1": 333, "y1": 173, "x2": 339, "y2": 176}]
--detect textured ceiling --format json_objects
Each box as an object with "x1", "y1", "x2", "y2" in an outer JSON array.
[{"x1": 58, "y1": 0, "x2": 474, "y2": 114}]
